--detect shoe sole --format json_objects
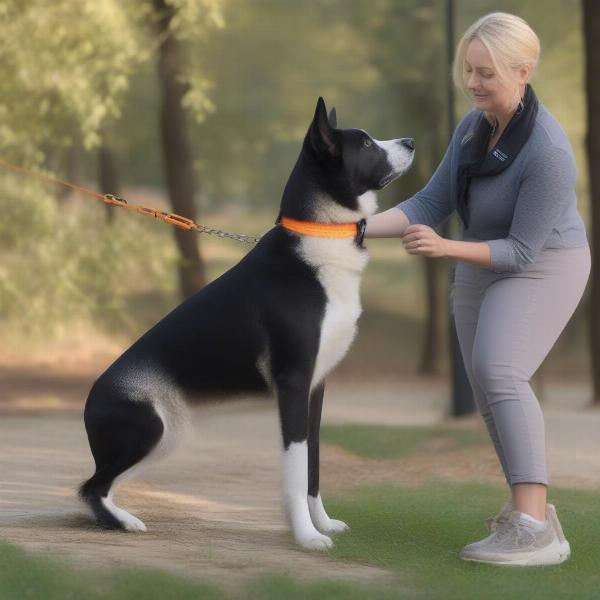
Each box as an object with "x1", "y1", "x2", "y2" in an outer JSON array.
[{"x1": 461, "y1": 539, "x2": 571, "y2": 566}]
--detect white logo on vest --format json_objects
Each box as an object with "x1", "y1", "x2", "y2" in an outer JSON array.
[{"x1": 493, "y1": 148, "x2": 508, "y2": 162}]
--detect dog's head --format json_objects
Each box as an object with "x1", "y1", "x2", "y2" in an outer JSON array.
[{"x1": 281, "y1": 96, "x2": 415, "y2": 222}]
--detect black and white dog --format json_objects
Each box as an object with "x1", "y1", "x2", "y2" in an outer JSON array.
[{"x1": 80, "y1": 97, "x2": 414, "y2": 550}]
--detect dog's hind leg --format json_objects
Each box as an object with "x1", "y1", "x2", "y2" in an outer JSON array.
[
  {"x1": 307, "y1": 383, "x2": 350, "y2": 535},
  {"x1": 79, "y1": 391, "x2": 166, "y2": 532},
  {"x1": 277, "y1": 372, "x2": 333, "y2": 551}
]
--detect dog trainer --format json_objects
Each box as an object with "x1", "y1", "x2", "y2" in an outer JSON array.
[{"x1": 366, "y1": 12, "x2": 589, "y2": 566}]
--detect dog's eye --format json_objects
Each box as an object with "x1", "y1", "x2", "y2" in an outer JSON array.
[{"x1": 363, "y1": 138, "x2": 372, "y2": 148}]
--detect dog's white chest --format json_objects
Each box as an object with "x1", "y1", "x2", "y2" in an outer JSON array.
[
  {"x1": 312, "y1": 270, "x2": 361, "y2": 388},
  {"x1": 298, "y1": 237, "x2": 368, "y2": 390}
]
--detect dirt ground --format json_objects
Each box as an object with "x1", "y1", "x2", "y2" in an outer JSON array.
[{"x1": 1, "y1": 353, "x2": 600, "y2": 590}]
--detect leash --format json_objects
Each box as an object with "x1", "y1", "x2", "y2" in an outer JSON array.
[
  {"x1": 0, "y1": 159, "x2": 366, "y2": 245},
  {"x1": 0, "y1": 158, "x2": 261, "y2": 244}
]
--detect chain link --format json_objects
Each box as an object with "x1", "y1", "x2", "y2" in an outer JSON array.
[
  {"x1": 194, "y1": 224, "x2": 262, "y2": 244},
  {"x1": 104, "y1": 194, "x2": 262, "y2": 244}
]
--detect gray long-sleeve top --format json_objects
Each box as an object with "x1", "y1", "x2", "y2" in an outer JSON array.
[{"x1": 396, "y1": 104, "x2": 589, "y2": 273}]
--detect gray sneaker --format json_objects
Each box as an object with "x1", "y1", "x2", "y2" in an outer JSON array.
[
  {"x1": 546, "y1": 503, "x2": 570, "y2": 551},
  {"x1": 461, "y1": 509, "x2": 571, "y2": 566},
  {"x1": 485, "y1": 500, "x2": 513, "y2": 533},
  {"x1": 485, "y1": 501, "x2": 569, "y2": 544}
]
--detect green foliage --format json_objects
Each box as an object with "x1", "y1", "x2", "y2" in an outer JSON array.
[
  {"x1": 0, "y1": 0, "x2": 145, "y2": 159},
  {"x1": 0, "y1": 174, "x2": 179, "y2": 341},
  {"x1": 0, "y1": 0, "x2": 225, "y2": 163},
  {"x1": 166, "y1": 0, "x2": 225, "y2": 40}
]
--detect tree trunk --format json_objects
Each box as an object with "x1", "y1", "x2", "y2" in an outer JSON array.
[
  {"x1": 153, "y1": 0, "x2": 206, "y2": 299},
  {"x1": 418, "y1": 255, "x2": 439, "y2": 374},
  {"x1": 416, "y1": 110, "x2": 446, "y2": 376},
  {"x1": 583, "y1": 0, "x2": 600, "y2": 404},
  {"x1": 446, "y1": 0, "x2": 474, "y2": 416}
]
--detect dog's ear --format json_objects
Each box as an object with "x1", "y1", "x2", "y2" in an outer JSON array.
[
  {"x1": 328, "y1": 107, "x2": 337, "y2": 128},
  {"x1": 309, "y1": 97, "x2": 340, "y2": 158}
]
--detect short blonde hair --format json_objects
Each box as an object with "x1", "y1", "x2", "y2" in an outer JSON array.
[{"x1": 452, "y1": 12, "x2": 540, "y2": 112}]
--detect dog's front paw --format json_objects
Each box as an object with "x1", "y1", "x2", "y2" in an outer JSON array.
[
  {"x1": 296, "y1": 531, "x2": 334, "y2": 551},
  {"x1": 319, "y1": 518, "x2": 350, "y2": 535},
  {"x1": 308, "y1": 495, "x2": 350, "y2": 536}
]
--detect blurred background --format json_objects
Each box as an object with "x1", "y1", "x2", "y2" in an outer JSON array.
[{"x1": 0, "y1": 0, "x2": 597, "y2": 415}]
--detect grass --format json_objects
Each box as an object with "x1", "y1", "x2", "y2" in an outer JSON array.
[
  {"x1": 3, "y1": 483, "x2": 600, "y2": 599},
  {"x1": 0, "y1": 541, "x2": 394, "y2": 600},
  {"x1": 320, "y1": 423, "x2": 489, "y2": 459},
  {"x1": 0, "y1": 542, "x2": 227, "y2": 600},
  {"x1": 3, "y1": 421, "x2": 600, "y2": 599},
  {"x1": 318, "y1": 423, "x2": 600, "y2": 599},
  {"x1": 327, "y1": 482, "x2": 600, "y2": 600}
]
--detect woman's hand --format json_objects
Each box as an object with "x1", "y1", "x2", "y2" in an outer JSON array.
[{"x1": 401, "y1": 224, "x2": 449, "y2": 258}]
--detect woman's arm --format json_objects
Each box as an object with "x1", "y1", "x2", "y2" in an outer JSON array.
[
  {"x1": 365, "y1": 208, "x2": 492, "y2": 269},
  {"x1": 443, "y1": 239, "x2": 491, "y2": 269},
  {"x1": 364, "y1": 206, "x2": 410, "y2": 238}
]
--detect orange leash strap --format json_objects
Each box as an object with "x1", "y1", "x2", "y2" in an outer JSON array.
[{"x1": 0, "y1": 158, "x2": 205, "y2": 233}]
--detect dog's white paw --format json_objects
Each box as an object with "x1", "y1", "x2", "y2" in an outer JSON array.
[
  {"x1": 102, "y1": 497, "x2": 147, "y2": 532},
  {"x1": 121, "y1": 514, "x2": 147, "y2": 532},
  {"x1": 308, "y1": 494, "x2": 349, "y2": 536},
  {"x1": 319, "y1": 518, "x2": 350, "y2": 535},
  {"x1": 296, "y1": 531, "x2": 334, "y2": 551}
]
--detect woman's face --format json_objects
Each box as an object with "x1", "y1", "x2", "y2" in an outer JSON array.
[{"x1": 463, "y1": 38, "x2": 525, "y2": 116}]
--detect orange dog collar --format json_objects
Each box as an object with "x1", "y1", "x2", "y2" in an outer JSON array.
[{"x1": 280, "y1": 216, "x2": 362, "y2": 240}]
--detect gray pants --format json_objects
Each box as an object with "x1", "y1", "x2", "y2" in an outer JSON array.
[{"x1": 452, "y1": 245, "x2": 591, "y2": 486}]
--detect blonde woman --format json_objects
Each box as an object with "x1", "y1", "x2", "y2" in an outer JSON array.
[{"x1": 366, "y1": 12, "x2": 590, "y2": 566}]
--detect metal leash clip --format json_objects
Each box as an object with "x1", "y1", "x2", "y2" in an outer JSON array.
[{"x1": 103, "y1": 193, "x2": 128, "y2": 207}]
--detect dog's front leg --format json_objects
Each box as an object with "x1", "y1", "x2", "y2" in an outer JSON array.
[
  {"x1": 277, "y1": 373, "x2": 333, "y2": 551},
  {"x1": 307, "y1": 382, "x2": 350, "y2": 536}
]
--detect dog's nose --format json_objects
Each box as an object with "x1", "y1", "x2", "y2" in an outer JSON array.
[{"x1": 400, "y1": 138, "x2": 415, "y2": 151}]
